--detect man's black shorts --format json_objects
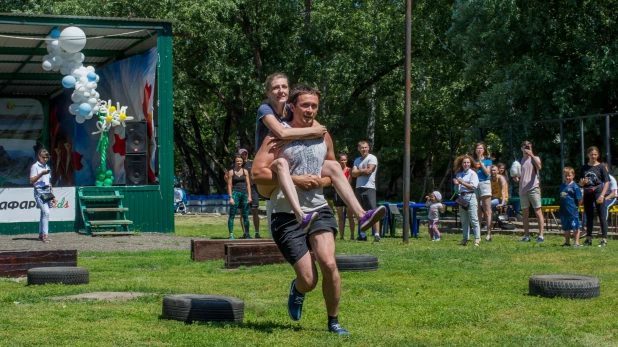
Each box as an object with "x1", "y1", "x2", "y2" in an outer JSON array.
[
  {"x1": 271, "y1": 206, "x2": 338, "y2": 265},
  {"x1": 356, "y1": 187, "x2": 377, "y2": 211},
  {"x1": 250, "y1": 185, "x2": 259, "y2": 209}
]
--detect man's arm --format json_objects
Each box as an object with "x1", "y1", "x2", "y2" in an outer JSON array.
[
  {"x1": 532, "y1": 155, "x2": 542, "y2": 171},
  {"x1": 499, "y1": 176, "x2": 507, "y2": 204},
  {"x1": 251, "y1": 132, "x2": 322, "y2": 190},
  {"x1": 262, "y1": 115, "x2": 326, "y2": 140}
]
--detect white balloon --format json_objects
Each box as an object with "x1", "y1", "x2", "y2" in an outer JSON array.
[
  {"x1": 43, "y1": 54, "x2": 51, "y2": 62},
  {"x1": 60, "y1": 67, "x2": 69, "y2": 75},
  {"x1": 59, "y1": 26, "x2": 87, "y2": 53},
  {"x1": 75, "y1": 115, "x2": 86, "y2": 124},
  {"x1": 71, "y1": 69, "x2": 81, "y2": 78},
  {"x1": 80, "y1": 76, "x2": 88, "y2": 84},
  {"x1": 67, "y1": 62, "x2": 77, "y2": 70},
  {"x1": 94, "y1": 92, "x2": 100, "y2": 99},
  {"x1": 52, "y1": 48, "x2": 62, "y2": 57},
  {"x1": 46, "y1": 44, "x2": 54, "y2": 53},
  {"x1": 50, "y1": 40, "x2": 60, "y2": 49},
  {"x1": 88, "y1": 98, "x2": 98, "y2": 106},
  {"x1": 52, "y1": 56, "x2": 63, "y2": 66},
  {"x1": 52, "y1": 65, "x2": 60, "y2": 72},
  {"x1": 68, "y1": 104, "x2": 79, "y2": 115},
  {"x1": 83, "y1": 92, "x2": 90, "y2": 98},
  {"x1": 42, "y1": 61, "x2": 53, "y2": 71},
  {"x1": 71, "y1": 93, "x2": 81, "y2": 102},
  {"x1": 73, "y1": 52, "x2": 85, "y2": 63},
  {"x1": 95, "y1": 75, "x2": 100, "y2": 82},
  {"x1": 85, "y1": 113, "x2": 93, "y2": 120},
  {"x1": 93, "y1": 106, "x2": 100, "y2": 114},
  {"x1": 86, "y1": 66, "x2": 95, "y2": 73},
  {"x1": 45, "y1": 35, "x2": 53, "y2": 45},
  {"x1": 86, "y1": 82, "x2": 96, "y2": 89},
  {"x1": 78, "y1": 86, "x2": 86, "y2": 94}
]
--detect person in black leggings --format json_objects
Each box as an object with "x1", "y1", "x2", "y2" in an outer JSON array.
[
  {"x1": 227, "y1": 155, "x2": 252, "y2": 239},
  {"x1": 579, "y1": 146, "x2": 610, "y2": 247}
]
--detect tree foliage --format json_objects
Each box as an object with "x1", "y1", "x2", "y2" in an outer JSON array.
[{"x1": 4, "y1": 0, "x2": 618, "y2": 198}]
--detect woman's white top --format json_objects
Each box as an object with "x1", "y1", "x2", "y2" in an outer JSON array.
[{"x1": 30, "y1": 161, "x2": 51, "y2": 188}]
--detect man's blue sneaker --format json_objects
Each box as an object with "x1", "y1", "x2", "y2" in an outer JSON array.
[
  {"x1": 287, "y1": 279, "x2": 305, "y2": 321},
  {"x1": 229, "y1": 234, "x2": 235, "y2": 240},
  {"x1": 519, "y1": 236, "x2": 530, "y2": 242},
  {"x1": 328, "y1": 323, "x2": 350, "y2": 336},
  {"x1": 536, "y1": 236, "x2": 544, "y2": 243}
]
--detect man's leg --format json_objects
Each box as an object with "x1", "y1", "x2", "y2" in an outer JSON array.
[
  {"x1": 530, "y1": 188, "x2": 544, "y2": 240},
  {"x1": 308, "y1": 229, "x2": 349, "y2": 335},
  {"x1": 533, "y1": 207, "x2": 544, "y2": 239},
  {"x1": 520, "y1": 190, "x2": 531, "y2": 241},
  {"x1": 308, "y1": 230, "x2": 339, "y2": 316},
  {"x1": 291, "y1": 252, "x2": 319, "y2": 294},
  {"x1": 360, "y1": 188, "x2": 380, "y2": 241},
  {"x1": 522, "y1": 207, "x2": 530, "y2": 237}
]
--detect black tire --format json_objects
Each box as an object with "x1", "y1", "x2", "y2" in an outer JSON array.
[
  {"x1": 529, "y1": 274, "x2": 600, "y2": 299},
  {"x1": 27, "y1": 267, "x2": 89, "y2": 285},
  {"x1": 161, "y1": 294, "x2": 244, "y2": 323},
  {"x1": 335, "y1": 254, "x2": 378, "y2": 272}
]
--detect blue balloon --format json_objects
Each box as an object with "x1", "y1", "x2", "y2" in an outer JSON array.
[
  {"x1": 50, "y1": 29, "x2": 61, "y2": 39},
  {"x1": 61, "y1": 75, "x2": 76, "y2": 89},
  {"x1": 78, "y1": 103, "x2": 92, "y2": 117},
  {"x1": 87, "y1": 71, "x2": 97, "y2": 82}
]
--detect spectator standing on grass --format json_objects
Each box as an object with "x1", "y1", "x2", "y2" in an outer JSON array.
[
  {"x1": 352, "y1": 140, "x2": 381, "y2": 242},
  {"x1": 512, "y1": 141, "x2": 545, "y2": 243},
  {"x1": 579, "y1": 146, "x2": 609, "y2": 247},
  {"x1": 453, "y1": 154, "x2": 480, "y2": 247},
  {"x1": 30, "y1": 148, "x2": 56, "y2": 243},
  {"x1": 472, "y1": 142, "x2": 493, "y2": 241},
  {"x1": 559, "y1": 167, "x2": 582, "y2": 247},
  {"x1": 227, "y1": 155, "x2": 252, "y2": 240},
  {"x1": 334, "y1": 151, "x2": 355, "y2": 240},
  {"x1": 425, "y1": 191, "x2": 445, "y2": 241},
  {"x1": 239, "y1": 148, "x2": 261, "y2": 238}
]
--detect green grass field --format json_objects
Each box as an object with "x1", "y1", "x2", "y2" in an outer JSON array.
[{"x1": 1, "y1": 215, "x2": 617, "y2": 346}]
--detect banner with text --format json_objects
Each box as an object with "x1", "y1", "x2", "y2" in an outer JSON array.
[{"x1": 0, "y1": 187, "x2": 75, "y2": 223}]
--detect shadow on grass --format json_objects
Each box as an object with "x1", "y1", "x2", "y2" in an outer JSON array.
[
  {"x1": 159, "y1": 316, "x2": 304, "y2": 332},
  {"x1": 12, "y1": 237, "x2": 41, "y2": 241}
]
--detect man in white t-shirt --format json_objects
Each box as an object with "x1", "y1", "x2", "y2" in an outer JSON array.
[{"x1": 352, "y1": 140, "x2": 380, "y2": 242}]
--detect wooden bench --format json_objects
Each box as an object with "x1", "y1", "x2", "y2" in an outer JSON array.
[
  {"x1": 224, "y1": 243, "x2": 286, "y2": 269},
  {"x1": 0, "y1": 250, "x2": 78, "y2": 277},
  {"x1": 191, "y1": 239, "x2": 274, "y2": 261}
]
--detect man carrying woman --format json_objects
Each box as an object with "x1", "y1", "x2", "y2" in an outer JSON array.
[{"x1": 253, "y1": 72, "x2": 385, "y2": 235}]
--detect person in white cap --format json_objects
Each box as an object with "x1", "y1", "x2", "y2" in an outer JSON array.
[{"x1": 425, "y1": 190, "x2": 445, "y2": 241}]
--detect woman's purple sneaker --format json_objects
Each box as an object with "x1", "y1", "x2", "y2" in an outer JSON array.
[
  {"x1": 299, "y1": 212, "x2": 319, "y2": 232},
  {"x1": 359, "y1": 206, "x2": 386, "y2": 231}
]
